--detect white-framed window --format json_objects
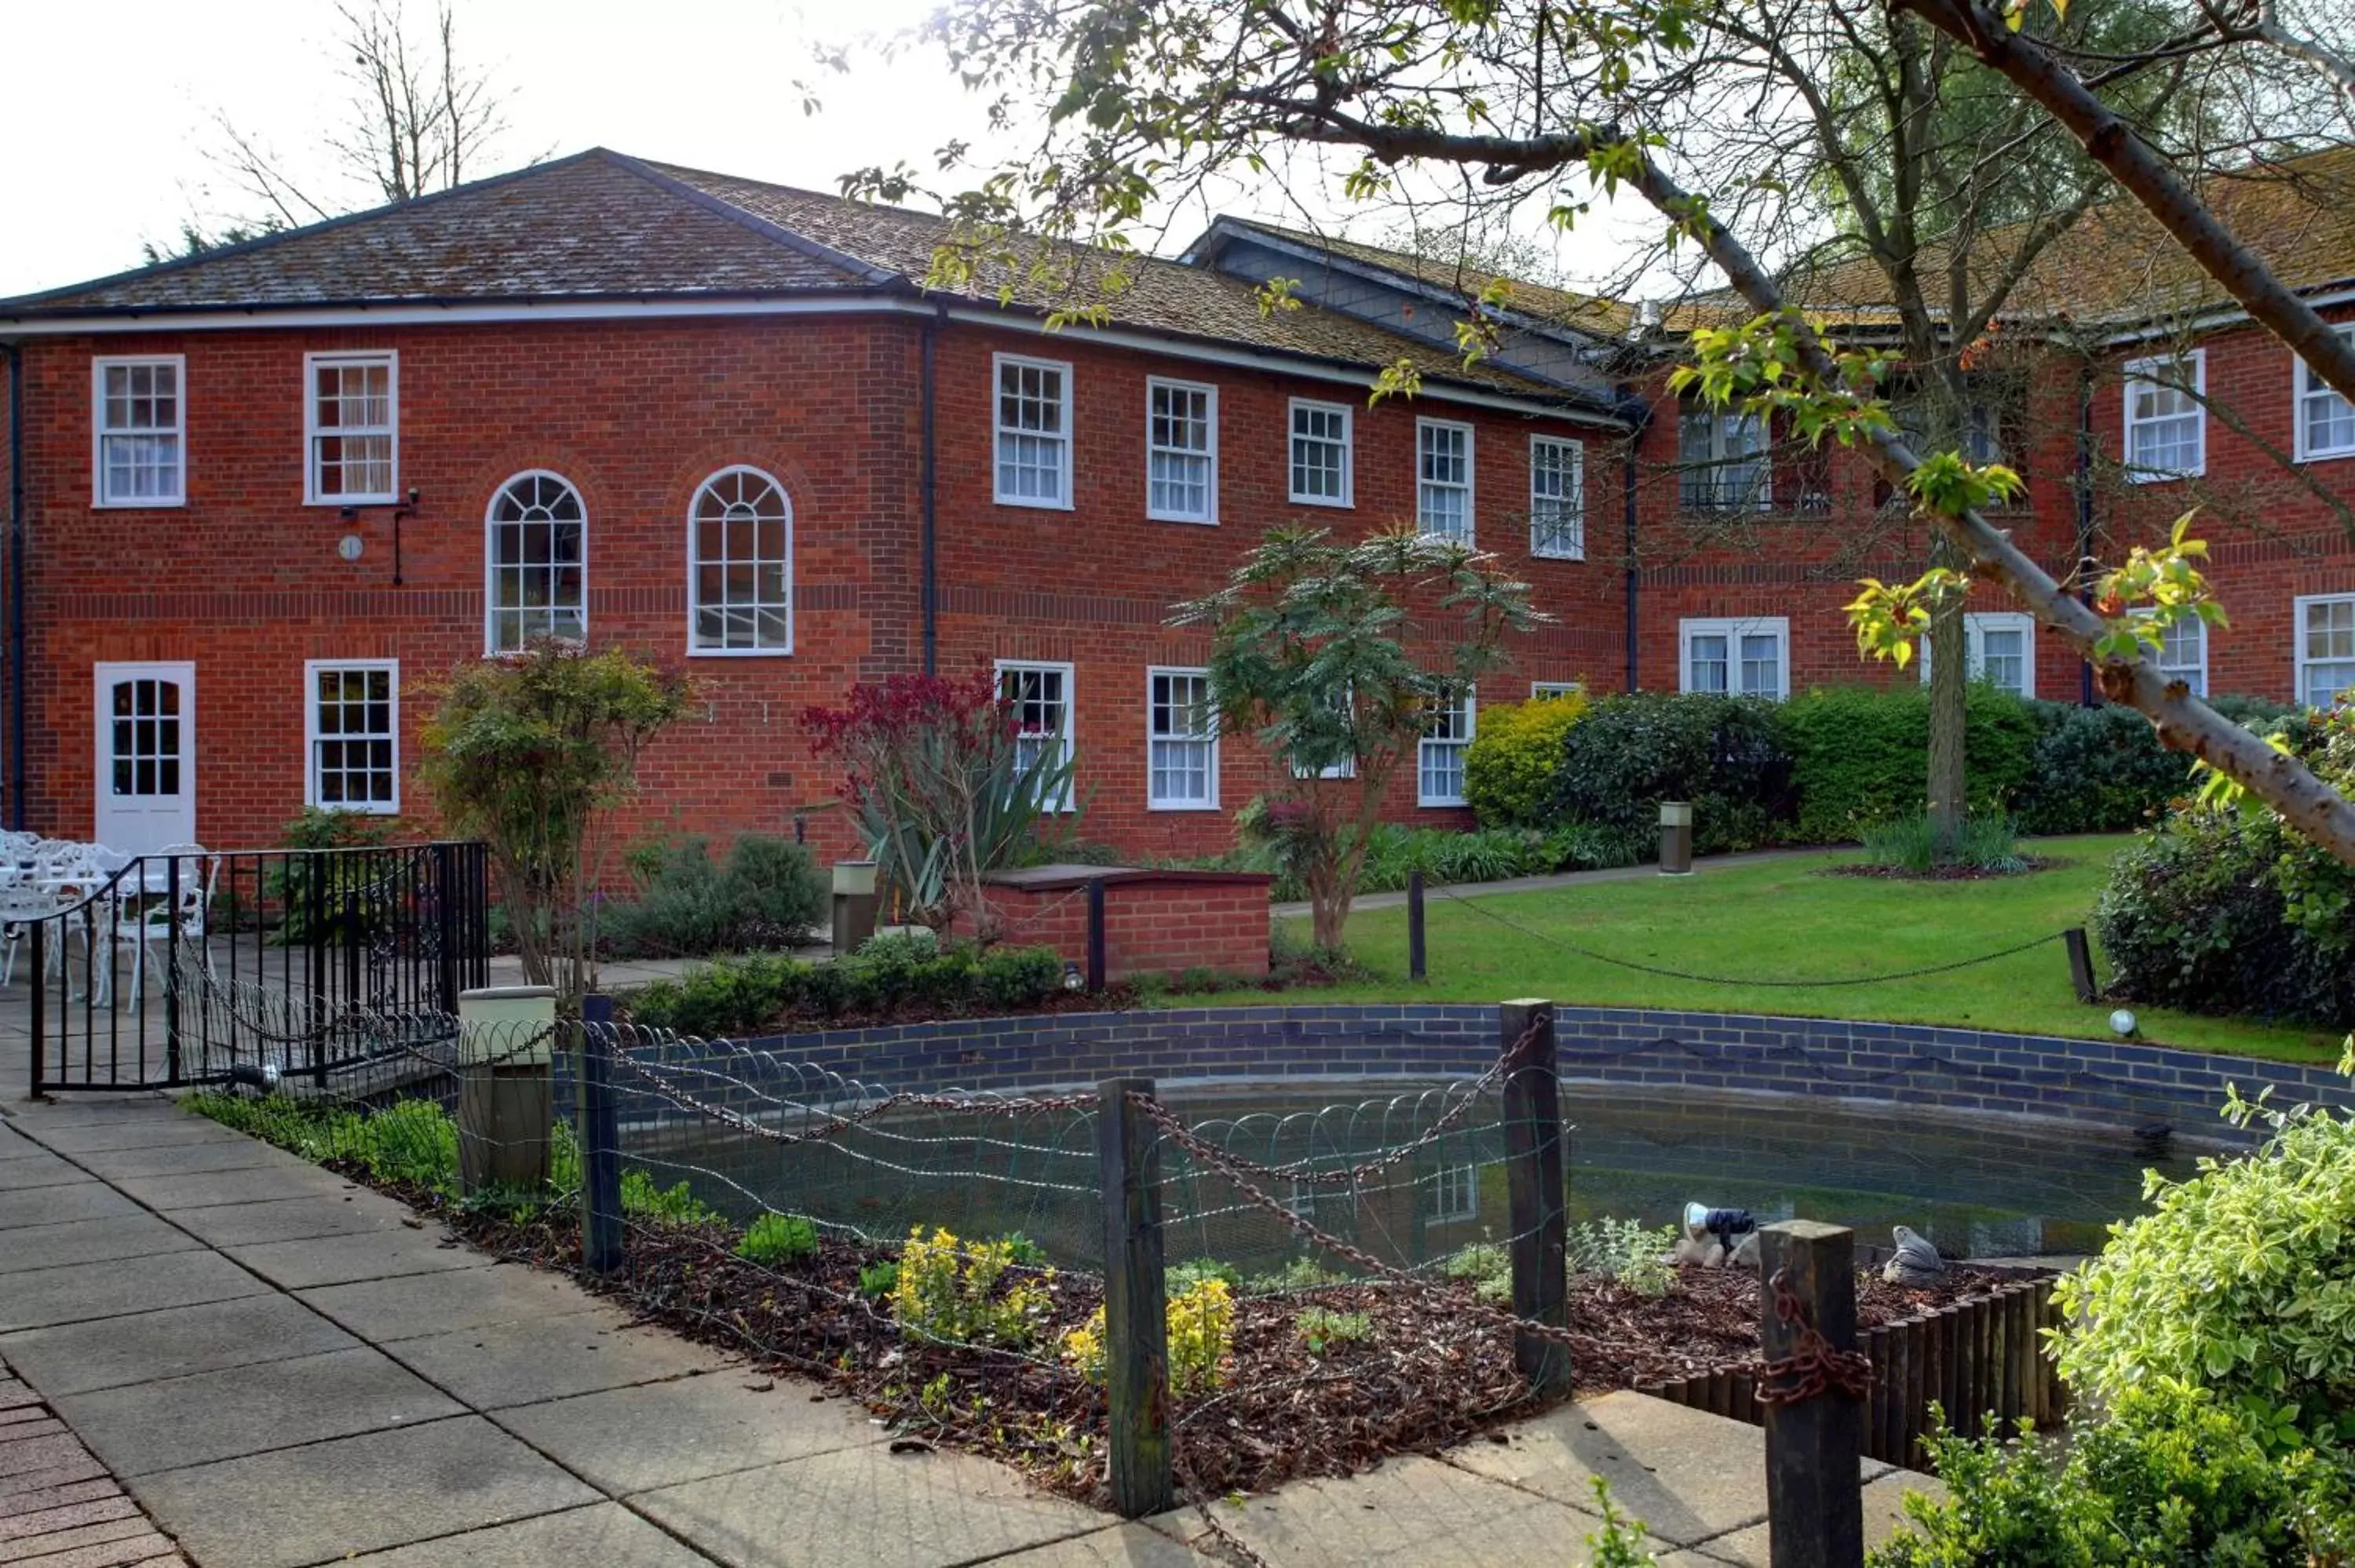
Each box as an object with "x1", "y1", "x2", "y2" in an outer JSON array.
[
  {"x1": 2123, "y1": 352, "x2": 2205, "y2": 480},
  {"x1": 997, "y1": 659, "x2": 1075, "y2": 809},
  {"x1": 1146, "y1": 667, "x2": 1218, "y2": 810},
  {"x1": 1531, "y1": 681, "x2": 1584, "y2": 701},
  {"x1": 305, "y1": 660, "x2": 399, "y2": 813},
  {"x1": 1529, "y1": 436, "x2": 1584, "y2": 560},
  {"x1": 1145, "y1": 378, "x2": 1216, "y2": 523},
  {"x1": 1680, "y1": 617, "x2": 1789, "y2": 698},
  {"x1": 2295, "y1": 326, "x2": 2355, "y2": 462},
  {"x1": 2297, "y1": 594, "x2": 2355, "y2": 709},
  {"x1": 1428, "y1": 1163, "x2": 1479, "y2": 1224},
  {"x1": 91, "y1": 355, "x2": 185, "y2": 507},
  {"x1": 687, "y1": 466, "x2": 792, "y2": 655},
  {"x1": 304, "y1": 351, "x2": 396, "y2": 504},
  {"x1": 1678, "y1": 408, "x2": 1768, "y2": 510},
  {"x1": 485, "y1": 470, "x2": 587, "y2": 652},
  {"x1": 1416, "y1": 419, "x2": 1473, "y2": 542},
  {"x1": 995, "y1": 354, "x2": 1072, "y2": 508},
  {"x1": 1289, "y1": 399, "x2": 1353, "y2": 506},
  {"x1": 1918, "y1": 611, "x2": 2038, "y2": 698},
  {"x1": 2142, "y1": 613, "x2": 2208, "y2": 697},
  {"x1": 1418, "y1": 688, "x2": 1475, "y2": 807}
]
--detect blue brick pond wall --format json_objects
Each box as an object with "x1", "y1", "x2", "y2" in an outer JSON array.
[{"x1": 639, "y1": 1004, "x2": 2353, "y2": 1143}]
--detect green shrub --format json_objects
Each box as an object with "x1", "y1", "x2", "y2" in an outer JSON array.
[
  {"x1": 1247, "y1": 1256, "x2": 1349, "y2": 1293},
  {"x1": 1552, "y1": 692, "x2": 1794, "y2": 855},
  {"x1": 623, "y1": 939, "x2": 1065, "y2": 1037},
  {"x1": 2011, "y1": 695, "x2": 2302, "y2": 837},
  {"x1": 1860, "y1": 812, "x2": 2026, "y2": 875},
  {"x1": 1872, "y1": 1380, "x2": 2354, "y2": 1566},
  {"x1": 1168, "y1": 1256, "x2": 1241, "y2": 1293},
  {"x1": 2094, "y1": 712, "x2": 2355, "y2": 1026},
  {"x1": 2053, "y1": 1067, "x2": 2355, "y2": 1458},
  {"x1": 1440, "y1": 1241, "x2": 1512, "y2": 1306},
  {"x1": 1779, "y1": 684, "x2": 2039, "y2": 844},
  {"x1": 736, "y1": 1212, "x2": 820, "y2": 1264},
  {"x1": 890, "y1": 1227, "x2": 1054, "y2": 1349},
  {"x1": 1568, "y1": 1217, "x2": 1677, "y2": 1297},
  {"x1": 858, "y1": 1260, "x2": 900, "y2": 1297},
  {"x1": 620, "y1": 1169, "x2": 720, "y2": 1227},
  {"x1": 1464, "y1": 692, "x2": 1588, "y2": 828},
  {"x1": 601, "y1": 833, "x2": 826, "y2": 959},
  {"x1": 1296, "y1": 1307, "x2": 1372, "y2": 1354}
]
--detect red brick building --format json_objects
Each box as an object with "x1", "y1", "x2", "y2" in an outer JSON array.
[{"x1": 1, "y1": 147, "x2": 2350, "y2": 862}]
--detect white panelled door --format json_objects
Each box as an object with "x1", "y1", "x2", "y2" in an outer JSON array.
[{"x1": 93, "y1": 663, "x2": 196, "y2": 856}]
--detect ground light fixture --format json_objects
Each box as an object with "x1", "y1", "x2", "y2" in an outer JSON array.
[
  {"x1": 1062, "y1": 961, "x2": 1084, "y2": 992},
  {"x1": 2109, "y1": 1008, "x2": 2139, "y2": 1037}
]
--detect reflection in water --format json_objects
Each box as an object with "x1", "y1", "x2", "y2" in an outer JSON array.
[{"x1": 617, "y1": 1078, "x2": 2195, "y2": 1279}]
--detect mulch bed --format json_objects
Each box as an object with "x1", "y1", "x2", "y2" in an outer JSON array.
[
  {"x1": 1820, "y1": 856, "x2": 2066, "y2": 882},
  {"x1": 347, "y1": 1161, "x2": 2008, "y2": 1508}
]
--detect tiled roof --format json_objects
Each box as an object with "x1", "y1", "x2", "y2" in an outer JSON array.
[
  {"x1": 0, "y1": 149, "x2": 1609, "y2": 411},
  {"x1": 637, "y1": 160, "x2": 1597, "y2": 402},
  {"x1": 1666, "y1": 144, "x2": 2355, "y2": 334},
  {"x1": 1196, "y1": 216, "x2": 1637, "y2": 336},
  {"x1": 0, "y1": 151, "x2": 871, "y2": 312}
]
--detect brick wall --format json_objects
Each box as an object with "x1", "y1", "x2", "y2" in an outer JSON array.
[
  {"x1": 964, "y1": 869, "x2": 1273, "y2": 979},
  {"x1": 639, "y1": 1001, "x2": 2355, "y2": 1141}
]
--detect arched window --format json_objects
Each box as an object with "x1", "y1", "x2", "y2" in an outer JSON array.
[
  {"x1": 688, "y1": 466, "x2": 792, "y2": 654},
  {"x1": 485, "y1": 472, "x2": 586, "y2": 652}
]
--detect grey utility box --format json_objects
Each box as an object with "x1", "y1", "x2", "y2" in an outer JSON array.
[{"x1": 1659, "y1": 801, "x2": 1694, "y2": 877}]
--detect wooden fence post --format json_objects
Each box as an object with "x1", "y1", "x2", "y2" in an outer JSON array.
[
  {"x1": 2062, "y1": 928, "x2": 2098, "y2": 1005},
  {"x1": 1097, "y1": 1076, "x2": 1173, "y2": 1517},
  {"x1": 1086, "y1": 878, "x2": 1108, "y2": 993},
  {"x1": 1408, "y1": 870, "x2": 1426, "y2": 982},
  {"x1": 578, "y1": 993, "x2": 624, "y2": 1275},
  {"x1": 1761, "y1": 1220, "x2": 1865, "y2": 1568},
  {"x1": 1499, "y1": 1000, "x2": 1570, "y2": 1396}
]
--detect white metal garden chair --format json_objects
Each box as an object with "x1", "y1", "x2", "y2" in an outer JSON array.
[{"x1": 124, "y1": 844, "x2": 218, "y2": 1007}]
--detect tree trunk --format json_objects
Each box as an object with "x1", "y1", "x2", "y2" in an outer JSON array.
[
  {"x1": 1311, "y1": 892, "x2": 1347, "y2": 953},
  {"x1": 1926, "y1": 538, "x2": 1969, "y2": 853}
]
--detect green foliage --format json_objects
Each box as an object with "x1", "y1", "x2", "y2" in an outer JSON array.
[
  {"x1": 995, "y1": 1231, "x2": 1050, "y2": 1267},
  {"x1": 1569, "y1": 1218, "x2": 1678, "y2": 1298},
  {"x1": 1247, "y1": 1256, "x2": 1349, "y2": 1293},
  {"x1": 1779, "y1": 685, "x2": 2038, "y2": 843},
  {"x1": 1170, "y1": 523, "x2": 1538, "y2": 947},
  {"x1": 623, "y1": 940, "x2": 1066, "y2": 1037},
  {"x1": 890, "y1": 1227, "x2": 1055, "y2": 1349},
  {"x1": 2054, "y1": 1074, "x2": 2355, "y2": 1458},
  {"x1": 736, "y1": 1212, "x2": 820, "y2": 1265},
  {"x1": 1167, "y1": 1256, "x2": 1240, "y2": 1293},
  {"x1": 859, "y1": 1260, "x2": 900, "y2": 1297},
  {"x1": 418, "y1": 643, "x2": 693, "y2": 995},
  {"x1": 601, "y1": 833, "x2": 827, "y2": 959},
  {"x1": 1441, "y1": 1241, "x2": 1513, "y2": 1306},
  {"x1": 1581, "y1": 1476, "x2": 1659, "y2": 1567},
  {"x1": 620, "y1": 1169, "x2": 720, "y2": 1227},
  {"x1": 1464, "y1": 692, "x2": 1589, "y2": 828},
  {"x1": 1553, "y1": 692, "x2": 1794, "y2": 855},
  {"x1": 279, "y1": 805, "x2": 403, "y2": 850},
  {"x1": 1860, "y1": 813, "x2": 2026, "y2": 875},
  {"x1": 1296, "y1": 1306, "x2": 1372, "y2": 1355},
  {"x1": 187, "y1": 1092, "x2": 460, "y2": 1194},
  {"x1": 2010, "y1": 695, "x2": 2298, "y2": 837},
  {"x1": 2096, "y1": 714, "x2": 2355, "y2": 1026},
  {"x1": 1871, "y1": 1382, "x2": 2354, "y2": 1566}
]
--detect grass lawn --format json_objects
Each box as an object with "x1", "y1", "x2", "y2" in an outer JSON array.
[{"x1": 1236, "y1": 834, "x2": 2345, "y2": 1064}]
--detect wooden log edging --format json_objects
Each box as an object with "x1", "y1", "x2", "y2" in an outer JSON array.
[{"x1": 1637, "y1": 1274, "x2": 2068, "y2": 1469}]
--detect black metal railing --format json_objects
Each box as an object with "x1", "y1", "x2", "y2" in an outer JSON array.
[{"x1": 18, "y1": 841, "x2": 489, "y2": 1093}]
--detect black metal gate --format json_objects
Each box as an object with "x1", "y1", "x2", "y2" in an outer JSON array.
[{"x1": 18, "y1": 841, "x2": 490, "y2": 1093}]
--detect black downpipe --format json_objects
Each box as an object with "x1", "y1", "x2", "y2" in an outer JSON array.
[
  {"x1": 2075, "y1": 361, "x2": 2097, "y2": 708},
  {"x1": 920, "y1": 306, "x2": 944, "y2": 675},
  {"x1": 5, "y1": 344, "x2": 23, "y2": 830},
  {"x1": 1619, "y1": 383, "x2": 1645, "y2": 693}
]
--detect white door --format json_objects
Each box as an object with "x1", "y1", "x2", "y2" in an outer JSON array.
[{"x1": 93, "y1": 662, "x2": 196, "y2": 856}]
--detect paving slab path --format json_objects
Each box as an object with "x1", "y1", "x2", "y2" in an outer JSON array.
[{"x1": 0, "y1": 1093, "x2": 1941, "y2": 1566}]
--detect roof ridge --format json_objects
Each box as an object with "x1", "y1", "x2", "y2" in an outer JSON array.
[
  {"x1": 0, "y1": 149, "x2": 615, "y2": 312},
  {"x1": 604, "y1": 154, "x2": 906, "y2": 289}
]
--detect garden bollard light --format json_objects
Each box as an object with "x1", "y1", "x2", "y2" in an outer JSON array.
[
  {"x1": 456, "y1": 986, "x2": 556, "y2": 1194},
  {"x1": 1659, "y1": 801, "x2": 1694, "y2": 876},
  {"x1": 832, "y1": 859, "x2": 879, "y2": 956}
]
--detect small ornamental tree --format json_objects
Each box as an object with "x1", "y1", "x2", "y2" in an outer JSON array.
[
  {"x1": 418, "y1": 643, "x2": 692, "y2": 997},
  {"x1": 1172, "y1": 525, "x2": 1539, "y2": 950},
  {"x1": 802, "y1": 667, "x2": 1076, "y2": 942}
]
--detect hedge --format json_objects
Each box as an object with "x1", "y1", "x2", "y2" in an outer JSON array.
[
  {"x1": 1550, "y1": 691, "x2": 1795, "y2": 855},
  {"x1": 1463, "y1": 693, "x2": 1589, "y2": 827},
  {"x1": 1780, "y1": 685, "x2": 2039, "y2": 845}
]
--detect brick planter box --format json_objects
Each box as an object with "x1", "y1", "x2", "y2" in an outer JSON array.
[{"x1": 960, "y1": 864, "x2": 1274, "y2": 982}]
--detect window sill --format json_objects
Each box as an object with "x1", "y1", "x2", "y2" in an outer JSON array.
[
  {"x1": 1148, "y1": 801, "x2": 1222, "y2": 813},
  {"x1": 305, "y1": 800, "x2": 401, "y2": 816},
  {"x1": 92, "y1": 498, "x2": 186, "y2": 510},
  {"x1": 2293, "y1": 446, "x2": 2355, "y2": 465},
  {"x1": 993, "y1": 495, "x2": 1076, "y2": 512},
  {"x1": 1147, "y1": 512, "x2": 1218, "y2": 527},
  {"x1": 1416, "y1": 799, "x2": 1467, "y2": 810},
  {"x1": 307, "y1": 490, "x2": 400, "y2": 508},
  {"x1": 688, "y1": 647, "x2": 793, "y2": 659},
  {"x1": 1530, "y1": 548, "x2": 1586, "y2": 563},
  {"x1": 1288, "y1": 494, "x2": 1353, "y2": 509},
  {"x1": 2123, "y1": 468, "x2": 2205, "y2": 486}
]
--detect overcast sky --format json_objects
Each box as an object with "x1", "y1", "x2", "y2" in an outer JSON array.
[{"x1": 0, "y1": 0, "x2": 1647, "y2": 300}]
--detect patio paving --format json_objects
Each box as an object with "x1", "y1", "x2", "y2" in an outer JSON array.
[{"x1": 0, "y1": 1089, "x2": 1945, "y2": 1565}]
